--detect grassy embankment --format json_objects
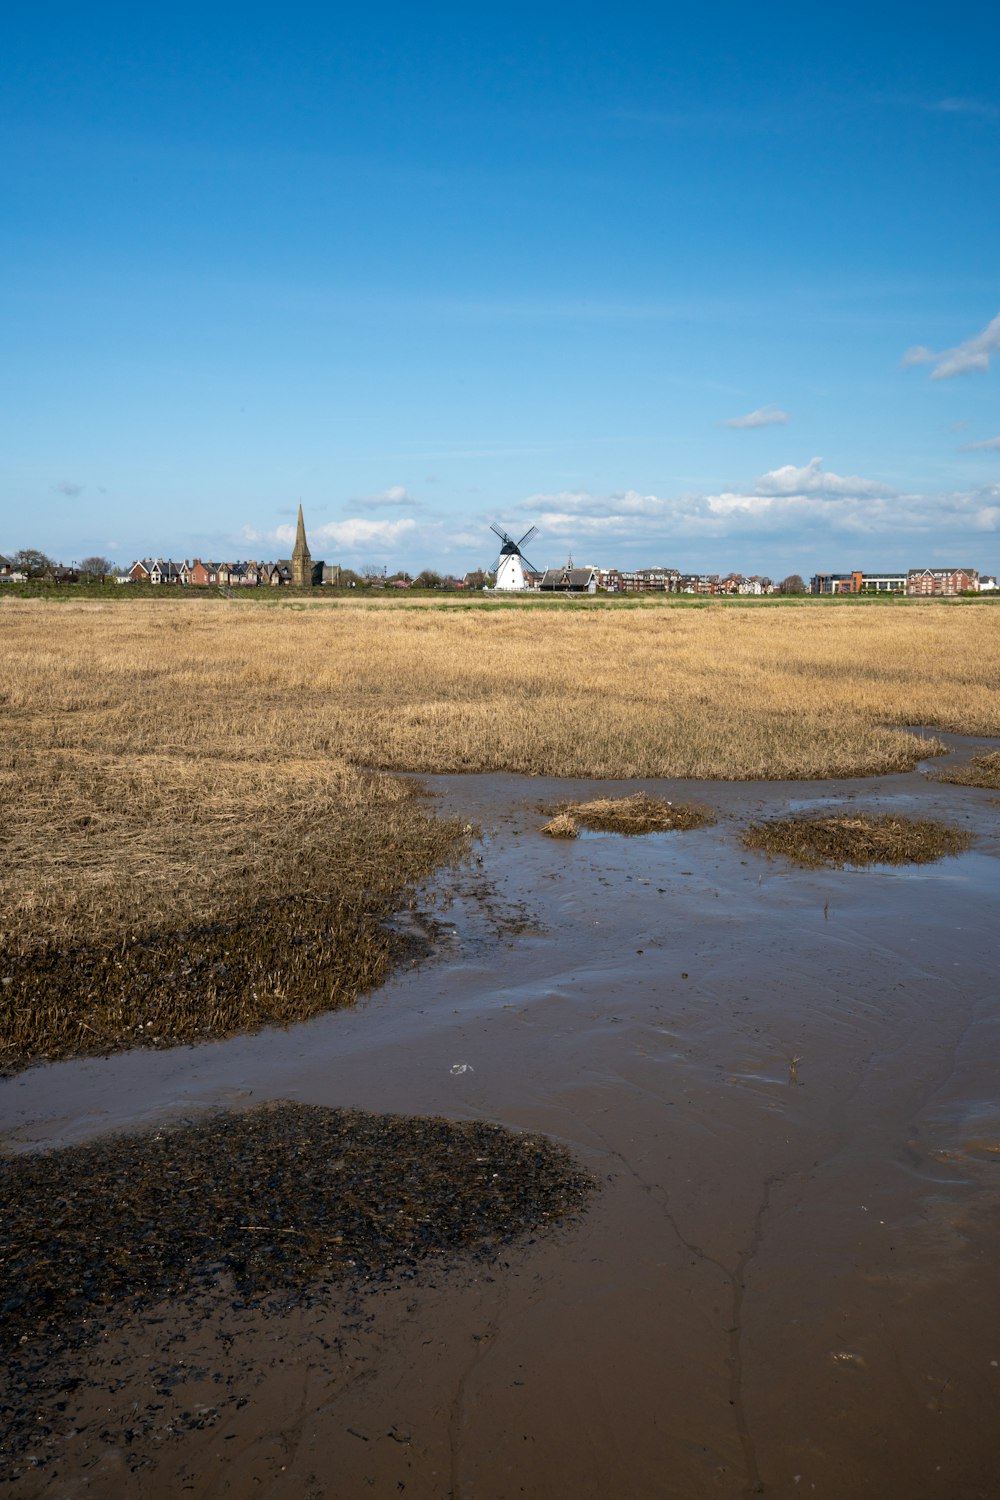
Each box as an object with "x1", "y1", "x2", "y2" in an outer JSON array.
[
  {"x1": 3, "y1": 597, "x2": 999, "y2": 1069},
  {"x1": 7, "y1": 578, "x2": 998, "y2": 607}
]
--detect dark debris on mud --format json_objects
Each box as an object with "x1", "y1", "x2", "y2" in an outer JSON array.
[
  {"x1": 0, "y1": 1102, "x2": 594, "y2": 1479},
  {"x1": 741, "y1": 810, "x2": 971, "y2": 867},
  {"x1": 1, "y1": 1102, "x2": 594, "y2": 1348}
]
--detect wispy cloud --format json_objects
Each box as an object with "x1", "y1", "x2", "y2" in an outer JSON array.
[
  {"x1": 961, "y1": 435, "x2": 1000, "y2": 452},
  {"x1": 903, "y1": 312, "x2": 1000, "y2": 379},
  {"x1": 722, "y1": 405, "x2": 790, "y2": 430},
  {"x1": 55, "y1": 479, "x2": 85, "y2": 496},
  {"x1": 926, "y1": 97, "x2": 998, "y2": 120},
  {"x1": 356, "y1": 485, "x2": 419, "y2": 509}
]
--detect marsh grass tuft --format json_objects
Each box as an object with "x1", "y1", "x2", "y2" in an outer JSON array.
[
  {"x1": 934, "y1": 749, "x2": 1000, "y2": 790},
  {"x1": 559, "y1": 793, "x2": 714, "y2": 835},
  {"x1": 742, "y1": 811, "x2": 971, "y2": 867},
  {"x1": 541, "y1": 811, "x2": 580, "y2": 838}
]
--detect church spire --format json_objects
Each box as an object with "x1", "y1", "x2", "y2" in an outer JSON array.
[{"x1": 290, "y1": 503, "x2": 313, "y2": 587}]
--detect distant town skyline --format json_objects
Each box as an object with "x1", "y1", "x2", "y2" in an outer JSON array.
[{"x1": 2, "y1": 4, "x2": 998, "y2": 576}]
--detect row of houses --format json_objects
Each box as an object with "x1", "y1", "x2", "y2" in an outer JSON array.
[
  {"x1": 1, "y1": 555, "x2": 83, "y2": 584},
  {"x1": 522, "y1": 564, "x2": 776, "y2": 594},
  {"x1": 123, "y1": 556, "x2": 773, "y2": 595},
  {"x1": 810, "y1": 568, "x2": 998, "y2": 596},
  {"x1": 597, "y1": 568, "x2": 776, "y2": 595},
  {"x1": 5, "y1": 550, "x2": 997, "y2": 599},
  {"x1": 535, "y1": 563, "x2": 998, "y2": 597},
  {"x1": 127, "y1": 558, "x2": 341, "y2": 587}
]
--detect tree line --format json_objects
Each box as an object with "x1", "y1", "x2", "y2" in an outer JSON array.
[{"x1": 5, "y1": 550, "x2": 119, "y2": 580}]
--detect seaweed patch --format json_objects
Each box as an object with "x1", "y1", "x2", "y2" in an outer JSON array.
[
  {"x1": 0, "y1": 1102, "x2": 595, "y2": 1479},
  {"x1": 1, "y1": 1102, "x2": 595, "y2": 1351}
]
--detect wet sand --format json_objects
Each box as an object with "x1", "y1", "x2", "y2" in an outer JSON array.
[{"x1": 3, "y1": 737, "x2": 1000, "y2": 1498}]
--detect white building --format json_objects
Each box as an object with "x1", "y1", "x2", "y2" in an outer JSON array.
[{"x1": 495, "y1": 540, "x2": 527, "y2": 590}]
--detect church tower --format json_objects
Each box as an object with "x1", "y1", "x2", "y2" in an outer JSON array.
[{"x1": 290, "y1": 503, "x2": 313, "y2": 587}]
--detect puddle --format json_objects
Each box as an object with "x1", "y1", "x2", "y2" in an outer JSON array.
[{"x1": 3, "y1": 752, "x2": 1000, "y2": 1497}]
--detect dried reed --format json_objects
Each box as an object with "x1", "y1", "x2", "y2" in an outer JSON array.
[
  {"x1": 934, "y1": 750, "x2": 1000, "y2": 789},
  {"x1": 559, "y1": 793, "x2": 713, "y2": 834},
  {"x1": 540, "y1": 812, "x2": 579, "y2": 838}
]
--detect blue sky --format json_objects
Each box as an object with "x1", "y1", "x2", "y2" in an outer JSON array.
[{"x1": 2, "y1": 1, "x2": 999, "y2": 577}]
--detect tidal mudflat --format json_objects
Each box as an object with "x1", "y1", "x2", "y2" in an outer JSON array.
[{"x1": 3, "y1": 735, "x2": 1000, "y2": 1499}]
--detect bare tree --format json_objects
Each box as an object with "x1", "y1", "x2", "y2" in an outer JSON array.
[
  {"x1": 79, "y1": 555, "x2": 115, "y2": 580},
  {"x1": 14, "y1": 549, "x2": 55, "y2": 577},
  {"x1": 779, "y1": 573, "x2": 807, "y2": 595}
]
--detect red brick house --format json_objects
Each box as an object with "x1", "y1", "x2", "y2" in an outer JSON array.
[{"x1": 906, "y1": 567, "x2": 979, "y2": 596}]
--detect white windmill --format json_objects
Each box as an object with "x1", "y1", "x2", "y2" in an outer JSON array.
[{"x1": 488, "y1": 523, "x2": 540, "y2": 591}]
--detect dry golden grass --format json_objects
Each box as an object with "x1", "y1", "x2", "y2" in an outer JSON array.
[
  {"x1": 742, "y1": 812, "x2": 971, "y2": 867},
  {"x1": 4, "y1": 596, "x2": 1000, "y2": 780},
  {"x1": 2, "y1": 596, "x2": 998, "y2": 1065},
  {"x1": 935, "y1": 749, "x2": 1000, "y2": 789}
]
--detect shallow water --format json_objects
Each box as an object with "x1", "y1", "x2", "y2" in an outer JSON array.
[{"x1": 4, "y1": 739, "x2": 1000, "y2": 1498}]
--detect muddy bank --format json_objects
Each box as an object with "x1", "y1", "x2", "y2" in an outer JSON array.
[{"x1": 3, "y1": 738, "x2": 1000, "y2": 1498}]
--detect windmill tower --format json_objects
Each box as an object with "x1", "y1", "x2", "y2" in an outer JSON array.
[
  {"x1": 488, "y1": 523, "x2": 539, "y2": 591},
  {"x1": 290, "y1": 503, "x2": 313, "y2": 588}
]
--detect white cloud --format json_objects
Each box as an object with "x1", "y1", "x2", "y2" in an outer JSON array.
[
  {"x1": 754, "y1": 456, "x2": 895, "y2": 499},
  {"x1": 722, "y1": 405, "x2": 790, "y2": 429},
  {"x1": 273, "y1": 516, "x2": 419, "y2": 553},
  {"x1": 961, "y1": 435, "x2": 1000, "y2": 452},
  {"x1": 903, "y1": 312, "x2": 1000, "y2": 379},
  {"x1": 521, "y1": 463, "x2": 1000, "y2": 547}
]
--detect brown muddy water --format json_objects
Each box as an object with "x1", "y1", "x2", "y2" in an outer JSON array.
[{"x1": 3, "y1": 735, "x2": 1000, "y2": 1499}]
